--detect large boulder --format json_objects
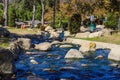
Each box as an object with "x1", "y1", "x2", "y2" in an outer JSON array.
[
  {"x1": 79, "y1": 43, "x2": 90, "y2": 52},
  {"x1": 0, "y1": 27, "x2": 10, "y2": 37},
  {"x1": 0, "y1": 41, "x2": 24, "y2": 79},
  {"x1": 45, "y1": 26, "x2": 54, "y2": 32},
  {"x1": 88, "y1": 31, "x2": 103, "y2": 38},
  {"x1": 17, "y1": 38, "x2": 32, "y2": 50},
  {"x1": 51, "y1": 41, "x2": 61, "y2": 45},
  {"x1": 96, "y1": 25, "x2": 105, "y2": 30},
  {"x1": 101, "y1": 29, "x2": 112, "y2": 36},
  {"x1": 50, "y1": 31, "x2": 60, "y2": 40},
  {"x1": 65, "y1": 49, "x2": 84, "y2": 59},
  {"x1": 108, "y1": 45, "x2": 120, "y2": 61},
  {"x1": 27, "y1": 76, "x2": 46, "y2": 80},
  {"x1": 75, "y1": 32, "x2": 90, "y2": 38},
  {"x1": 79, "y1": 42, "x2": 96, "y2": 52},
  {"x1": 80, "y1": 26, "x2": 89, "y2": 32},
  {"x1": 0, "y1": 48, "x2": 14, "y2": 76},
  {"x1": 64, "y1": 31, "x2": 70, "y2": 37},
  {"x1": 9, "y1": 41, "x2": 24, "y2": 59},
  {"x1": 35, "y1": 42, "x2": 51, "y2": 51}
]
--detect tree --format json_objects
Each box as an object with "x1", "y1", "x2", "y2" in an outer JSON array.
[
  {"x1": 69, "y1": 13, "x2": 81, "y2": 34},
  {"x1": 31, "y1": 0, "x2": 36, "y2": 28},
  {"x1": 0, "y1": 3, "x2": 4, "y2": 18},
  {"x1": 3, "y1": 0, "x2": 9, "y2": 27},
  {"x1": 8, "y1": 5, "x2": 15, "y2": 27},
  {"x1": 15, "y1": 0, "x2": 41, "y2": 22},
  {"x1": 41, "y1": 0, "x2": 44, "y2": 26},
  {"x1": 52, "y1": 0, "x2": 56, "y2": 28}
]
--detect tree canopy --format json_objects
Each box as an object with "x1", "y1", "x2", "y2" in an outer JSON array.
[{"x1": 0, "y1": 0, "x2": 119, "y2": 29}]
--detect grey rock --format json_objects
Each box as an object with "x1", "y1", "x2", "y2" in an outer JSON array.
[
  {"x1": 27, "y1": 76, "x2": 46, "y2": 80},
  {"x1": 35, "y1": 42, "x2": 51, "y2": 51},
  {"x1": 88, "y1": 31, "x2": 103, "y2": 38},
  {"x1": 108, "y1": 46, "x2": 120, "y2": 61},
  {"x1": 75, "y1": 32, "x2": 90, "y2": 38},
  {"x1": 0, "y1": 41, "x2": 24, "y2": 78},
  {"x1": 17, "y1": 38, "x2": 32, "y2": 50},
  {"x1": 65, "y1": 49, "x2": 84, "y2": 59}
]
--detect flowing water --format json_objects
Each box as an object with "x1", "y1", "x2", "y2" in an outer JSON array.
[{"x1": 15, "y1": 41, "x2": 120, "y2": 80}]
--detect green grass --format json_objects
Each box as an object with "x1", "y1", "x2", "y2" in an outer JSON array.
[
  {"x1": 0, "y1": 38, "x2": 10, "y2": 48},
  {"x1": 80, "y1": 33, "x2": 120, "y2": 45},
  {"x1": 8, "y1": 27, "x2": 40, "y2": 35}
]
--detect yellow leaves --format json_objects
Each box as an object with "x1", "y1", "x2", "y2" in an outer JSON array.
[{"x1": 103, "y1": 0, "x2": 111, "y2": 7}]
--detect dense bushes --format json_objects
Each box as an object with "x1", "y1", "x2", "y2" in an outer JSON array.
[
  {"x1": 61, "y1": 22, "x2": 68, "y2": 30},
  {"x1": 68, "y1": 13, "x2": 81, "y2": 34},
  {"x1": 0, "y1": 17, "x2": 5, "y2": 25},
  {"x1": 8, "y1": 6, "x2": 15, "y2": 27},
  {"x1": 104, "y1": 13, "x2": 119, "y2": 30}
]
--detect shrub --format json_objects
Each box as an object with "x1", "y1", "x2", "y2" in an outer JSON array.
[
  {"x1": 62, "y1": 22, "x2": 68, "y2": 30},
  {"x1": 68, "y1": 13, "x2": 81, "y2": 34},
  {"x1": 0, "y1": 17, "x2": 5, "y2": 25},
  {"x1": 104, "y1": 12, "x2": 119, "y2": 30},
  {"x1": 83, "y1": 19, "x2": 90, "y2": 27},
  {"x1": 8, "y1": 5, "x2": 15, "y2": 27}
]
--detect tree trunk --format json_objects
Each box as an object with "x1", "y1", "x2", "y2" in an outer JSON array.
[
  {"x1": 52, "y1": 0, "x2": 56, "y2": 29},
  {"x1": 41, "y1": 0, "x2": 44, "y2": 26},
  {"x1": 4, "y1": 0, "x2": 8, "y2": 27},
  {"x1": 32, "y1": 1, "x2": 35, "y2": 28}
]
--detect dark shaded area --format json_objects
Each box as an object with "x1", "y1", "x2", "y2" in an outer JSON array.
[{"x1": 0, "y1": 27, "x2": 10, "y2": 37}]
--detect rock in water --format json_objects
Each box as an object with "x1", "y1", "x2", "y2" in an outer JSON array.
[
  {"x1": 0, "y1": 48, "x2": 15, "y2": 79},
  {"x1": 65, "y1": 49, "x2": 84, "y2": 59},
  {"x1": 0, "y1": 41, "x2": 24, "y2": 79},
  {"x1": 35, "y1": 42, "x2": 51, "y2": 51},
  {"x1": 30, "y1": 59, "x2": 38, "y2": 64},
  {"x1": 17, "y1": 38, "x2": 32, "y2": 50},
  {"x1": 27, "y1": 76, "x2": 46, "y2": 80},
  {"x1": 79, "y1": 42, "x2": 96, "y2": 52},
  {"x1": 108, "y1": 46, "x2": 120, "y2": 61}
]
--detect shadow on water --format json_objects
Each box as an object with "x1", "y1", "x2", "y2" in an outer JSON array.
[{"x1": 14, "y1": 41, "x2": 120, "y2": 80}]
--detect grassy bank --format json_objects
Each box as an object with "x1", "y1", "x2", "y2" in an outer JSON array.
[
  {"x1": 81, "y1": 33, "x2": 120, "y2": 45},
  {"x1": 0, "y1": 28, "x2": 41, "y2": 48},
  {"x1": 0, "y1": 38, "x2": 10, "y2": 48},
  {"x1": 1, "y1": 28, "x2": 120, "y2": 48},
  {"x1": 8, "y1": 27, "x2": 40, "y2": 35}
]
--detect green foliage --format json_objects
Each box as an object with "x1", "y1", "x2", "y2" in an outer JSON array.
[
  {"x1": 0, "y1": 38, "x2": 10, "y2": 48},
  {"x1": 8, "y1": 5, "x2": 15, "y2": 27},
  {"x1": 68, "y1": 13, "x2": 81, "y2": 34},
  {"x1": 104, "y1": 12, "x2": 119, "y2": 30},
  {"x1": 15, "y1": 0, "x2": 41, "y2": 21},
  {"x1": 35, "y1": 2, "x2": 42, "y2": 20},
  {"x1": 62, "y1": 22, "x2": 68, "y2": 30},
  {"x1": 0, "y1": 3, "x2": 4, "y2": 25},
  {"x1": 0, "y1": 3, "x2": 3, "y2": 18}
]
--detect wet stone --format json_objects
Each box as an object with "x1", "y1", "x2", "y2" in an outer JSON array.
[
  {"x1": 27, "y1": 76, "x2": 47, "y2": 80},
  {"x1": 43, "y1": 68, "x2": 57, "y2": 73}
]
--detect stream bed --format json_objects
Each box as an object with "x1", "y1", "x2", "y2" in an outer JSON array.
[{"x1": 15, "y1": 43, "x2": 120, "y2": 80}]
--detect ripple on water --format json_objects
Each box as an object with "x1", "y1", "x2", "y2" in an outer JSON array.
[{"x1": 15, "y1": 46, "x2": 120, "y2": 80}]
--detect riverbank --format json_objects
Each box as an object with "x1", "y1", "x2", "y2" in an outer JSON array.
[
  {"x1": 80, "y1": 33, "x2": 120, "y2": 45},
  {"x1": 65, "y1": 37, "x2": 120, "y2": 61}
]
